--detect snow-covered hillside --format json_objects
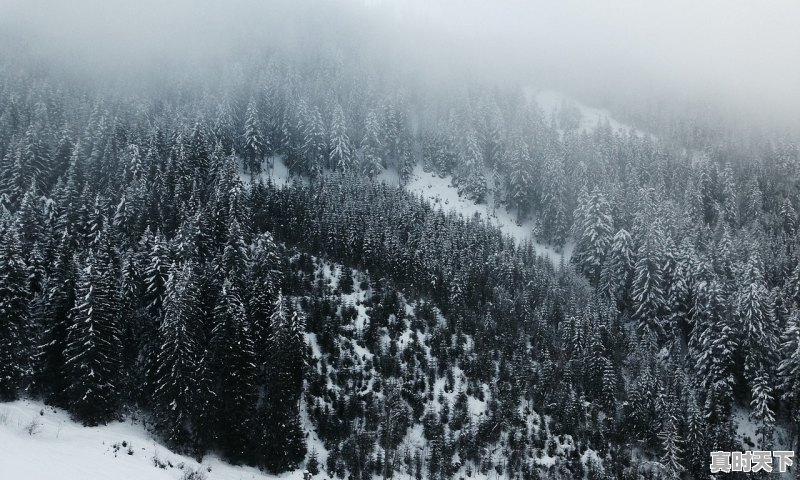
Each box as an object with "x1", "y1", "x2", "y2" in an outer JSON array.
[
  {"x1": 0, "y1": 401, "x2": 309, "y2": 480},
  {"x1": 301, "y1": 258, "x2": 604, "y2": 479},
  {"x1": 247, "y1": 157, "x2": 573, "y2": 266},
  {"x1": 246, "y1": 90, "x2": 655, "y2": 268},
  {"x1": 392, "y1": 165, "x2": 574, "y2": 264}
]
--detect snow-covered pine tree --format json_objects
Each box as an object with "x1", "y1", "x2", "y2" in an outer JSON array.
[
  {"x1": 779, "y1": 198, "x2": 796, "y2": 236},
  {"x1": 736, "y1": 252, "x2": 777, "y2": 425},
  {"x1": 34, "y1": 231, "x2": 77, "y2": 406},
  {"x1": 684, "y1": 401, "x2": 708, "y2": 478},
  {"x1": 778, "y1": 309, "x2": 800, "y2": 456},
  {"x1": 658, "y1": 416, "x2": 684, "y2": 479},
  {"x1": 539, "y1": 147, "x2": 570, "y2": 244},
  {"x1": 213, "y1": 95, "x2": 237, "y2": 152},
  {"x1": 153, "y1": 263, "x2": 200, "y2": 448},
  {"x1": 302, "y1": 106, "x2": 326, "y2": 176},
  {"x1": 631, "y1": 229, "x2": 666, "y2": 348},
  {"x1": 459, "y1": 130, "x2": 487, "y2": 202},
  {"x1": 15, "y1": 181, "x2": 44, "y2": 248},
  {"x1": 243, "y1": 98, "x2": 267, "y2": 173},
  {"x1": 64, "y1": 233, "x2": 122, "y2": 425},
  {"x1": 720, "y1": 162, "x2": 738, "y2": 227},
  {"x1": 260, "y1": 291, "x2": 307, "y2": 472},
  {"x1": 507, "y1": 134, "x2": 532, "y2": 222},
  {"x1": 691, "y1": 275, "x2": 736, "y2": 416},
  {"x1": 750, "y1": 370, "x2": 775, "y2": 448},
  {"x1": 210, "y1": 151, "x2": 245, "y2": 246},
  {"x1": 0, "y1": 222, "x2": 29, "y2": 400},
  {"x1": 220, "y1": 217, "x2": 250, "y2": 292},
  {"x1": 600, "y1": 357, "x2": 617, "y2": 412},
  {"x1": 329, "y1": 102, "x2": 353, "y2": 173},
  {"x1": 572, "y1": 186, "x2": 614, "y2": 285},
  {"x1": 187, "y1": 122, "x2": 210, "y2": 183},
  {"x1": 306, "y1": 447, "x2": 320, "y2": 475},
  {"x1": 11, "y1": 123, "x2": 51, "y2": 202},
  {"x1": 211, "y1": 278, "x2": 257, "y2": 462},
  {"x1": 599, "y1": 228, "x2": 634, "y2": 305},
  {"x1": 360, "y1": 109, "x2": 384, "y2": 180},
  {"x1": 248, "y1": 232, "x2": 280, "y2": 361}
]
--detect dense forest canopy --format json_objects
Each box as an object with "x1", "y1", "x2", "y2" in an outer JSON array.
[{"x1": 1, "y1": 1, "x2": 800, "y2": 479}]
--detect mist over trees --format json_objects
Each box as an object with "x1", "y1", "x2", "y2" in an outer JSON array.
[{"x1": 1, "y1": 0, "x2": 800, "y2": 478}]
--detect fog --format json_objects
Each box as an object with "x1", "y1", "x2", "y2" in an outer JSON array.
[{"x1": 2, "y1": 0, "x2": 798, "y2": 130}]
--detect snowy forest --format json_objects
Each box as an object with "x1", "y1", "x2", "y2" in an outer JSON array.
[{"x1": 1, "y1": 1, "x2": 800, "y2": 479}]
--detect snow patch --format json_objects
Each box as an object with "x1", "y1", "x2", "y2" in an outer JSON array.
[{"x1": 0, "y1": 400, "x2": 310, "y2": 480}]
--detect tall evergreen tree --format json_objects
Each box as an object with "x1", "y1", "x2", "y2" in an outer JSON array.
[
  {"x1": 631, "y1": 230, "x2": 666, "y2": 347},
  {"x1": 658, "y1": 416, "x2": 684, "y2": 479},
  {"x1": 64, "y1": 238, "x2": 122, "y2": 425},
  {"x1": 0, "y1": 223, "x2": 29, "y2": 400},
  {"x1": 361, "y1": 110, "x2": 384, "y2": 180},
  {"x1": 778, "y1": 309, "x2": 800, "y2": 456},
  {"x1": 599, "y1": 228, "x2": 634, "y2": 305},
  {"x1": 243, "y1": 98, "x2": 267, "y2": 173},
  {"x1": 507, "y1": 135, "x2": 532, "y2": 222},
  {"x1": 260, "y1": 292, "x2": 307, "y2": 471},
  {"x1": 211, "y1": 279, "x2": 257, "y2": 462},
  {"x1": 329, "y1": 102, "x2": 353, "y2": 173},
  {"x1": 153, "y1": 263, "x2": 200, "y2": 448},
  {"x1": 572, "y1": 186, "x2": 614, "y2": 284},
  {"x1": 35, "y1": 231, "x2": 77, "y2": 406}
]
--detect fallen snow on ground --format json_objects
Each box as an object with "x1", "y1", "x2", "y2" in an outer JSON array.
[
  {"x1": 0, "y1": 400, "x2": 311, "y2": 480},
  {"x1": 239, "y1": 155, "x2": 294, "y2": 187}
]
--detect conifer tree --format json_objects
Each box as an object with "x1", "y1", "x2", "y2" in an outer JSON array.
[
  {"x1": 572, "y1": 186, "x2": 614, "y2": 284},
  {"x1": 720, "y1": 162, "x2": 738, "y2": 227},
  {"x1": 0, "y1": 223, "x2": 29, "y2": 400},
  {"x1": 248, "y1": 232, "x2": 281, "y2": 365},
  {"x1": 780, "y1": 198, "x2": 796, "y2": 236},
  {"x1": 658, "y1": 417, "x2": 684, "y2": 479},
  {"x1": 302, "y1": 106, "x2": 326, "y2": 176},
  {"x1": 692, "y1": 277, "x2": 736, "y2": 413},
  {"x1": 736, "y1": 253, "x2": 777, "y2": 423},
  {"x1": 540, "y1": 149, "x2": 570, "y2": 244},
  {"x1": 599, "y1": 228, "x2": 634, "y2": 305},
  {"x1": 211, "y1": 279, "x2": 257, "y2": 462},
  {"x1": 153, "y1": 263, "x2": 200, "y2": 448},
  {"x1": 361, "y1": 110, "x2": 384, "y2": 180},
  {"x1": 329, "y1": 102, "x2": 353, "y2": 173},
  {"x1": 15, "y1": 181, "x2": 44, "y2": 247},
  {"x1": 243, "y1": 98, "x2": 267, "y2": 173},
  {"x1": 260, "y1": 291, "x2": 307, "y2": 471},
  {"x1": 684, "y1": 401, "x2": 708, "y2": 478},
  {"x1": 507, "y1": 135, "x2": 532, "y2": 222},
  {"x1": 631, "y1": 230, "x2": 666, "y2": 347},
  {"x1": 64, "y1": 237, "x2": 122, "y2": 425},
  {"x1": 778, "y1": 310, "x2": 800, "y2": 452},
  {"x1": 35, "y1": 231, "x2": 77, "y2": 406},
  {"x1": 220, "y1": 217, "x2": 250, "y2": 291}
]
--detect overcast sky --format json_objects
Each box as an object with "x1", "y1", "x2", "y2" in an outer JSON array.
[{"x1": 1, "y1": 0, "x2": 798, "y2": 128}]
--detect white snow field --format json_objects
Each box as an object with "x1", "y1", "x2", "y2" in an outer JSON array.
[{"x1": 0, "y1": 400, "x2": 313, "y2": 480}]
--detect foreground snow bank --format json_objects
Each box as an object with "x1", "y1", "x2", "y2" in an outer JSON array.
[{"x1": 0, "y1": 400, "x2": 305, "y2": 480}]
